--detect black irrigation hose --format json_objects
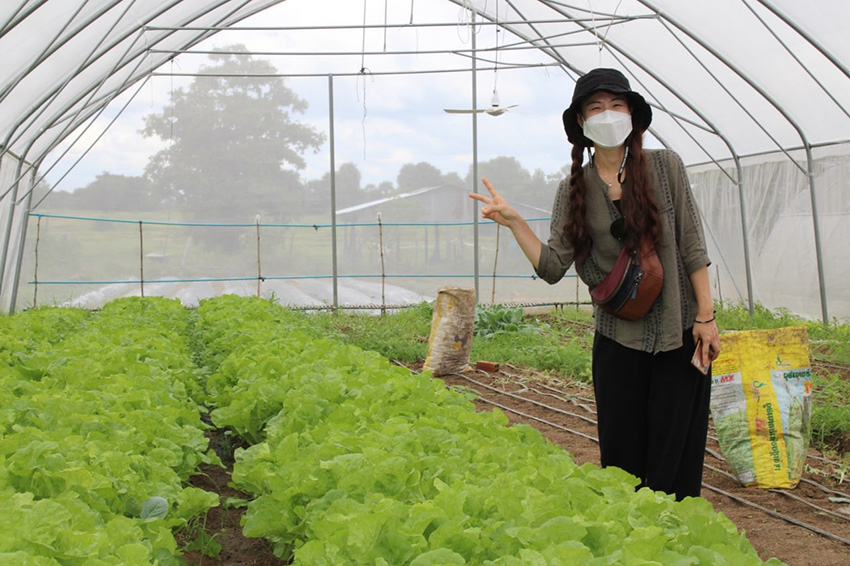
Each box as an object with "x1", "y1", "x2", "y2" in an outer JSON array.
[
  {"x1": 459, "y1": 373, "x2": 598, "y2": 426},
  {"x1": 703, "y1": 463, "x2": 850, "y2": 524},
  {"x1": 473, "y1": 393, "x2": 600, "y2": 444},
  {"x1": 701, "y1": 484, "x2": 850, "y2": 548},
  {"x1": 448, "y1": 370, "x2": 850, "y2": 548},
  {"x1": 798, "y1": 476, "x2": 850, "y2": 499},
  {"x1": 767, "y1": 488, "x2": 850, "y2": 523}
]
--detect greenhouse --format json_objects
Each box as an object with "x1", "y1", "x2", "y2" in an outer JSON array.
[
  {"x1": 1, "y1": 0, "x2": 849, "y2": 321},
  {"x1": 2, "y1": 1, "x2": 850, "y2": 565}
]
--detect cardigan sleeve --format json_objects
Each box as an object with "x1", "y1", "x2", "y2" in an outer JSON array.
[{"x1": 534, "y1": 178, "x2": 576, "y2": 284}]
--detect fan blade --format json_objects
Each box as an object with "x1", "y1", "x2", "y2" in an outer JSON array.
[
  {"x1": 484, "y1": 105, "x2": 518, "y2": 116},
  {"x1": 443, "y1": 108, "x2": 487, "y2": 114}
]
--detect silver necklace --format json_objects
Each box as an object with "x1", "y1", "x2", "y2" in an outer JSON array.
[{"x1": 592, "y1": 145, "x2": 630, "y2": 188}]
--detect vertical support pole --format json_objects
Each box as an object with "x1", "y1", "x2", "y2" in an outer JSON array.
[
  {"x1": 471, "y1": 9, "x2": 480, "y2": 302},
  {"x1": 9, "y1": 175, "x2": 34, "y2": 314},
  {"x1": 33, "y1": 215, "x2": 41, "y2": 308},
  {"x1": 378, "y1": 212, "x2": 386, "y2": 315},
  {"x1": 256, "y1": 215, "x2": 262, "y2": 298},
  {"x1": 491, "y1": 224, "x2": 500, "y2": 303},
  {"x1": 329, "y1": 75, "x2": 339, "y2": 310},
  {"x1": 0, "y1": 159, "x2": 23, "y2": 306},
  {"x1": 139, "y1": 220, "x2": 145, "y2": 297},
  {"x1": 732, "y1": 158, "x2": 755, "y2": 317},
  {"x1": 805, "y1": 145, "x2": 829, "y2": 324}
]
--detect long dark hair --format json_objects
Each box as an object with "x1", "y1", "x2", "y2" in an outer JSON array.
[{"x1": 564, "y1": 132, "x2": 663, "y2": 264}]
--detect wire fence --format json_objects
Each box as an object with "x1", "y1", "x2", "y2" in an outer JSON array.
[{"x1": 27, "y1": 212, "x2": 588, "y2": 312}]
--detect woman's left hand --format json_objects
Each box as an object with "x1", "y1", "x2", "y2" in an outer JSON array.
[{"x1": 693, "y1": 319, "x2": 721, "y2": 368}]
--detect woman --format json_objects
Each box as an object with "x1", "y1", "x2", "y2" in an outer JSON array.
[{"x1": 470, "y1": 68, "x2": 721, "y2": 501}]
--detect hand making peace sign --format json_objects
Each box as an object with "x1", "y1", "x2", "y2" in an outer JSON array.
[{"x1": 468, "y1": 177, "x2": 523, "y2": 228}]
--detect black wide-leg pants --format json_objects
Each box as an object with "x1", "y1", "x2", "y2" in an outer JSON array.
[{"x1": 591, "y1": 330, "x2": 712, "y2": 501}]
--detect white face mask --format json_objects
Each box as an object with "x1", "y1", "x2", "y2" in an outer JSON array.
[{"x1": 581, "y1": 109, "x2": 633, "y2": 148}]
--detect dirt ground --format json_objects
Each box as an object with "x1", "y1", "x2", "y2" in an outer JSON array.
[{"x1": 185, "y1": 362, "x2": 850, "y2": 566}]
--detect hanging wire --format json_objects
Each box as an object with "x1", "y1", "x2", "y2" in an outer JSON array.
[
  {"x1": 457, "y1": 0, "x2": 485, "y2": 43},
  {"x1": 588, "y1": 0, "x2": 624, "y2": 65},
  {"x1": 358, "y1": 0, "x2": 374, "y2": 160},
  {"x1": 492, "y1": 0, "x2": 502, "y2": 96}
]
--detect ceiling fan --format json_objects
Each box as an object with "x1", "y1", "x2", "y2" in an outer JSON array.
[{"x1": 443, "y1": 89, "x2": 518, "y2": 117}]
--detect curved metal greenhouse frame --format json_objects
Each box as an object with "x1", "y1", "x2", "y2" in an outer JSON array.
[{"x1": 2, "y1": 0, "x2": 850, "y2": 321}]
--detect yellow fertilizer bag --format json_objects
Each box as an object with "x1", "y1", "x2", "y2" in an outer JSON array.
[{"x1": 709, "y1": 326, "x2": 813, "y2": 489}]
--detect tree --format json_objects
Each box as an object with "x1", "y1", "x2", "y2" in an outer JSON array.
[
  {"x1": 441, "y1": 171, "x2": 465, "y2": 187},
  {"x1": 51, "y1": 173, "x2": 160, "y2": 212},
  {"x1": 302, "y1": 162, "x2": 368, "y2": 215},
  {"x1": 466, "y1": 156, "x2": 531, "y2": 194},
  {"x1": 335, "y1": 162, "x2": 363, "y2": 210},
  {"x1": 374, "y1": 181, "x2": 395, "y2": 197},
  {"x1": 141, "y1": 45, "x2": 324, "y2": 228},
  {"x1": 397, "y1": 162, "x2": 444, "y2": 193}
]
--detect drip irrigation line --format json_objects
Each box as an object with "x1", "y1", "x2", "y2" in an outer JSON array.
[
  {"x1": 530, "y1": 385, "x2": 597, "y2": 411},
  {"x1": 705, "y1": 461, "x2": 850, "y2": 523},
  {"x1": 768, "y1": 488, "x2": 850, "y2": 523},
  {"x1": 701, "y1": 483, "x2": 850, "y2": 547},
  {"x1": 461, "y1": 372, "x2": 598, "y2": 426},
  {"x1": 469, "y1": 390, "x2": 600, "y2": 444},
  {"x1": 798, "y1": 477, "x2": 850, "y2": 499},
  {"x1": 704, "y1": 446, "x2": 726, "y2": 462}
]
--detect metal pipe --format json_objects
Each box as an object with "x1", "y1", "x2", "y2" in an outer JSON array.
[
  {"x1": 734, "y1": 158, "x2": 755, "y2": 316},
  {"x1": 0, "y1": 158, "x2": 24, "y2": 304},
  {"x1": 471, "y1": 10, "x2": 480, "y2": 301},
  {"x1": 147, "y1": 40, "x2": 604, "y2": 58},
  {"x1": 8, "y1": 171, "x2": 35, "y2": 313},
  {"x1": 149, "y1": 62, "x2": 556, "y2": 79},
  {"x1": 805, "y1": 144, "x2": 829, "y2": 323},
  {"x1": 0, "y1": 0, "x2": 48, "y2": 38},
  {"x1": 755, "y1": 0, "x2": 850, "y2": 80},
  {"x1": 142, "y1": 17, "x2": 652, "y2": 32},
  {"x1": 742, "y1": 0, "x2": 850, "y2": 121},
  {"x1": 328, "y1": 75, "x2": 339, "y2": 310}
]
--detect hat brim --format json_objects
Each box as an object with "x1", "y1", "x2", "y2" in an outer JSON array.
[{"x1": 562, "y1": 90, "x2": 652, "y2": 147}]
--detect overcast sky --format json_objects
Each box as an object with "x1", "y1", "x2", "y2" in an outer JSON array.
[{"x1": 45, "y1": 0, "x2": 587, "y2": 193}]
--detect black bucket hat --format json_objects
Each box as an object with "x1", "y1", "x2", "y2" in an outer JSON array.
[{"x1": 562, "y1": 68, "x2": 652, "y2": 147}]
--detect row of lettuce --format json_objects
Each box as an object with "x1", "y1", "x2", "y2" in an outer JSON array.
[
  {"x1": 0, "y1": 298, "x2": 219, "y2": 565},
  {"x1": 0, "y1": 295, "x2": 783, "y2": 565},
  {"x1": 196, "y1": 296, "x2": 782, "y2": 565}
]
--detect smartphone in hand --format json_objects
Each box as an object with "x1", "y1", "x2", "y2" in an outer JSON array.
[{"x1": 691, "y1": 340, "x2": 711, "y2": 375}]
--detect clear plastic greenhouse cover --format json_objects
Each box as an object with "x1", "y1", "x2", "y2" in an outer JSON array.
[{"x1": 1, "y1": 0, "x2": 849, "y2": 322}]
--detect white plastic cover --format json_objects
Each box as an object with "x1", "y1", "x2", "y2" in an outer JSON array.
[{"x1": 2, "y1": 0, "x2": 849, "y2": 320}]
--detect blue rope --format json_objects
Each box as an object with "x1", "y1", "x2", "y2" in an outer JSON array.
[
  {"x1": 29, "y1": 273, "x2": 561, "y2": 286},
  {"x1": 29, "y1": 212, "x2": 551, "y2": 229}
]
